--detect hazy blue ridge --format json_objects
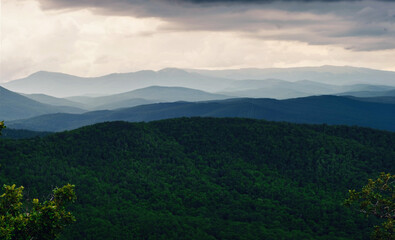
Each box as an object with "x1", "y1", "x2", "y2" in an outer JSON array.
[
  {"x1": 0, "y1": 86, "x2": 85, "y2": 121},
  {"x1": 6, "y1": 95, "x2": 395, "y2": 132},
  {"x1": 3, "y1": 66, "x2": 395, "y2": 98},
  {"x1": 65, "y1": 86, "x2": 232, "y2": 110}
]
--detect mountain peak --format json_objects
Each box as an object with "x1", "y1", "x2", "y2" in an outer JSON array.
[
  {"x1": 158, "y1": 68, "x2": 188, "y2": 74},
  {"x1": 27, "y1": 71, "x2": 75, "y2": 79}
]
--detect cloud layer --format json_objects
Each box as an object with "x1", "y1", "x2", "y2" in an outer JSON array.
[
  {"x1": 1, "y1": 0, "x2": 395, "y2": 82},
  {"x1": 37, "y1": 0, "x2": 395, "y2": 51}
]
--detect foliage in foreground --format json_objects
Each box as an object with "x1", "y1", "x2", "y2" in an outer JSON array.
[
  {"x1": 345, "y1": 173, "x2": 394, "y2": 240},
  {"x1": 0, "y1": 121, "x2": 4, "y2": 133},
  {"x1": 0, "y1": 184, "x2": 76, "y2": 240},
  {"x1": 0, "y1": 122, "x2": 76, "y2": 239}
]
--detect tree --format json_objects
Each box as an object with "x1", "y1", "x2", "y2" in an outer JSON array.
[
  {"x1": 345, "y1": 172, "x2": 394, "y2": 240},
  {"x1": 0, "y1": 121, "x2": 4, "y2": 134},
  {"x1": 0, "y1": 184, "x2": 76, "y2": 240},
  {"x1": 0, "y1": 122, "x2": 77, "y2": 239}
]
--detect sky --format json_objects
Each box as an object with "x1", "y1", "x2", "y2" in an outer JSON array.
[{"x1": 1, "y1": 0, "x2": 395, "y2": 82}]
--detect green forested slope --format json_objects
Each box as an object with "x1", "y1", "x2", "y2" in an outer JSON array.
[
  {"x1": 0, "y1": 128, "x2": 51, "y2": 139},
  {"x1": 0, "y1": 118, "x2": 394, "y2": 239}
]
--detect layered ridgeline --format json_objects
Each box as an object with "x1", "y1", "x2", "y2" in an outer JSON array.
[
  {"x1": 64, "y1": 86, "x2": 230, "y2": 110},
  {"x1": 3, "y1": 66, "x2": 395, "y2": 99},
  {"x1": 1, "y1": 85, "x2": 231, "y2": 113},
  {"x1": 2, "y1": 69, "x2": 230, "y2": 97},
  {"x1": 188, "y1": 65, "x2": 395, "y2": 86},
  {"x1": 19, "y1": 85, "x2": 395, "y2": 111},
  {"x1": 0, "y1": 86, "x2": 85, "y2": 121},
  {"x1": 0, "y1": 118, "x2": 394, "y2": 240},
  {"x1": 7, "y1": 95, "x2": 395, "y2": 132}
]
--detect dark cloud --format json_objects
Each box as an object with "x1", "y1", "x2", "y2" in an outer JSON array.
[{"x1": 38, "y1": 0, "x2": 395, "y2": 51}]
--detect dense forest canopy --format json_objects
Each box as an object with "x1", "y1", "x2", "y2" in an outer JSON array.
[
  {"x1": 0, "y1": 118, "x2": 394, "y2": 239},
  {"x1": 0, "y1": 121, "x2": 77, "y2": 240}
]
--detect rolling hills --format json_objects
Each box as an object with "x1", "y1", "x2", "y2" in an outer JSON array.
[
  {"x1": 221, "y1": 80, "x2": 395, "y2": 99},
  {"x1": 21, "y1": 93, "x2": 85, "y2": 109},
  {"x1": 2, "y1": 66, "x2": 394, "y2": 133},
  {"x1": 7, "y1": 95, "x2": 395, "y2": 132},
  {"x1": 3, "y1": 66, "x2": 395, "y2": 99},
  {"x1": 0, "y1": 86, "x2": 85, "y2": 121},
  {"x1": 188, "y1": 65, "x2": 395, "y2": 86},
  {"x1": 65, "y1": 86, "x2": 231, "y2": 110},
  {"x1": 338, "y1": 89, "x2": 395, "y2": 98},
  {"x1": 2, "y1": 69, "x2": 231, "y2": 97}
]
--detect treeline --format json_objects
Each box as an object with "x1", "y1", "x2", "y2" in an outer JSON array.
[
  {"x1": 0, "y1": 128, "x2": 51, "y2": 139},
  {"x1": 0, "y1": 118, "x2": 394, "y2": 239}
]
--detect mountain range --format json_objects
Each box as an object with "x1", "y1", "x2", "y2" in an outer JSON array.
[
  {"x1": 0, "y1": 86, "x2": 232, "y2": 119},
  {"x1": 7, "y1": 95, "x2": 395, "y2": 132},
  {"x1": 1, "y1": 65, "x2": 394, "y2": 133},
  {"x1": 2, "y1": 68, "x2": 230, "y2": 97},
  {"x1": 3, "y1": 66, "x2": 395, "y2": 98},
  {"x1": 0, "y1": 86, "x2": 85, "y2": 121},
  {"x1": 1, "y1": 65, "x2": 394, "y2": 239},
  {"x1": 188, "y1": 65, "x2": 395, "y2": 86},
  {"x1": 221, "y1": 80, "x2": 395, "y2": 99},
  {"x1": 64, "y1": 86, "x2": 230, "y2": 110}
]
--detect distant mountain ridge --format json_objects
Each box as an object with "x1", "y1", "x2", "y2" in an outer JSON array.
[
  {"x1": 65, "y1": 86, "x2": 231, "y2": 110},
  {"x1": 2, "y1": 69, "x2": 231, "y2": 97},
  {"x1": 337, "y1": 89, "x2": 395, "y2": 98},
  {"x1": 21, "y1": 93, "x2": 85, "y2": 109},
  {"x1": 7, "y1": 95, "x2": 395, "y2": 132},
  {"x1": 0, "y1": 86, "x2": 85, "y2": 121},
  {"x1": 221, "y1": 81, "x2": 395, "y2": 99},
  {"x1": 2, "y1": 66, "x2": 395, "y2": 98},
  {"x1": 187, "y1": 65, "x2": 395, "y2": 86}
]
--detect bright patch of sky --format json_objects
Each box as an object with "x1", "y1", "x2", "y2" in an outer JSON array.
[{"x1": 1, "y1": 0, "x2": 395, "y2": 82}]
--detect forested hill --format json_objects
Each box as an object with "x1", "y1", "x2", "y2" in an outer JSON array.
[
  {"x1": 0, "y1": 128, "x2": 51, "y2": 139},
  {"x1": 0, "y1": 118, "x2": 394, "y2": 239}
]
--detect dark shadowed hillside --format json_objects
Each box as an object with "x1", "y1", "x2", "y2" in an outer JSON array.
[
  {"x1": 8, "y1": 95, "x2": 395, "y2": 132},
  {"x1": 0, "y1": 128, "x2": 51, "y2": 139}
]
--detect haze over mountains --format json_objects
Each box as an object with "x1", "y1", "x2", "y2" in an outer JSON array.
[
  {"x1": 7, "y1": 96, "x2": 395, "y2": 132},
  {"x1": 3, "y1": 66, "x2": 395, "y2": 98},
  {"x1": 188, "y1": 65, "x2": 395, "y2": 86},
  {"x1": 65, "y1": 86, "x2": 230, "y2": 110},
  {"x1": 1, "y1": 65, "x2": 394, "y2": 239},
  {"x1": 1, "y1": 65, "x2": 394, "y2": 132},
  {"x1": 2, "y1": 68, "x2": 230, "y2": 98},
  {"x1": 4, "y1": 0, "x2": 395, "y2": 238},
  {"x1": 0, "y1": 86, "x2": 85, "y2": 121}
]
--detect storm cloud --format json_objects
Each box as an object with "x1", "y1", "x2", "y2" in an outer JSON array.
[
  {"x1": 2, "y1": 0, "x2": 395, "y2": 82},
  {"x1": 35, "y1": 0, "x2": 395, "y2": 51}
]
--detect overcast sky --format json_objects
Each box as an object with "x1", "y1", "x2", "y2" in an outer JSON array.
[{"x1": 1, "y1": 0, "x2": 395, "y2": 82}]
